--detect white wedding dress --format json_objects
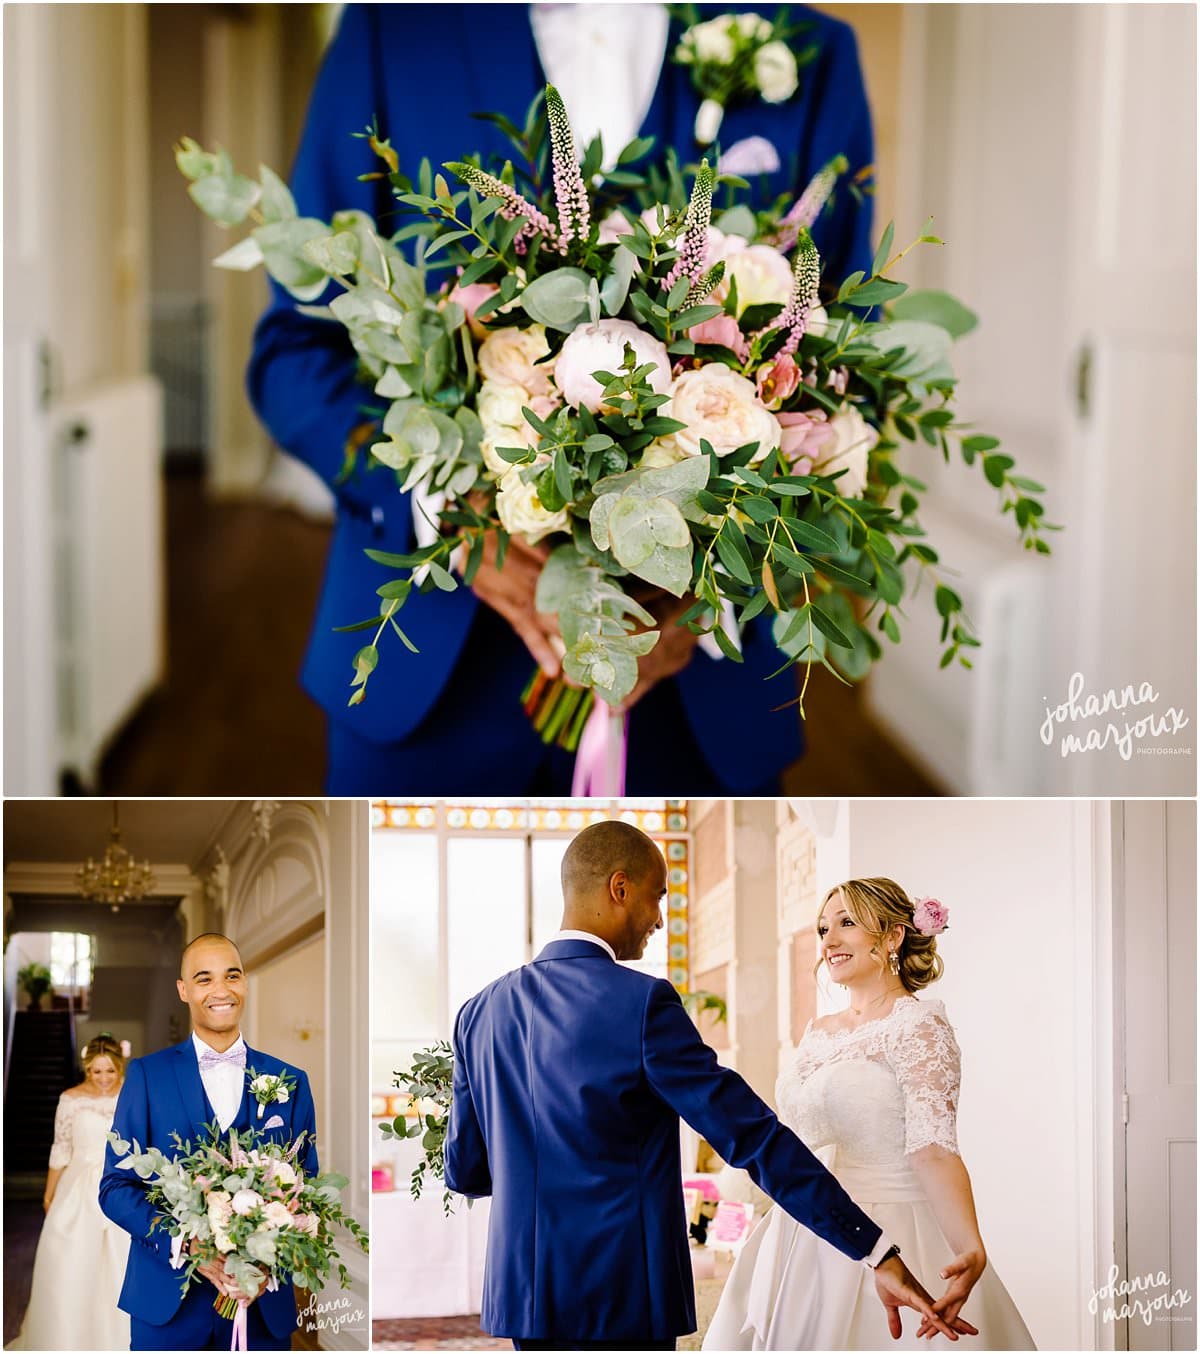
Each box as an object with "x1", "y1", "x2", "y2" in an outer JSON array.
[
  {"x1": 703, "y1": 997, "x2": 1035, "y2": 1350},
  {"x1": 10, "y1": 1090, "x2": 130, "y2": 1351}
]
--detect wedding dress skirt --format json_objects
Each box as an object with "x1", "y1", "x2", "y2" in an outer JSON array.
[
  {"x1": 702, "y1": 999, "x2": 1035, "y2": 1351},
  {"x1": 9, "y1": 1092, "x2": 130, "y2": 1351}
]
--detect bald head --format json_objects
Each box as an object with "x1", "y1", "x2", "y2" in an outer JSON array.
[
  {"x1": 560, "y1": 821, "x2": 667, "y2": 961},
  {"x1": 180, "y1": 932, "x2": 242, "y2": 979}
]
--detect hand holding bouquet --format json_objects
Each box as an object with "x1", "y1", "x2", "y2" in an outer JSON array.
[{"x1": 108, "y1": 1125, "x2": 368, "y2": 1325}]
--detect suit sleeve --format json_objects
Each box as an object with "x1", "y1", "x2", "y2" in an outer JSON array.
[
  {"x1": 98, "y1": 1059, "x2": 172, "y2": 1261},
  {"x1": 245, "y1": 4, "x2": 397, "y2": 505},
  {"x1": 804, "y1": 18, "x2": 875, "y2": 288},
  {"x1": 642, "y1": 981, "x2": 881, "y2": 1262},
  {"x1": 292, "y1": 1070, "x2": 320, "y2": 1178},
  {"x1": 443, "y1": 1009, "x2": 492, "y2": 1199}
]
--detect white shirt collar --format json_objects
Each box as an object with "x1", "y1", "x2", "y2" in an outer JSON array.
[
  {"x1": 192, "y1": 1031, "x2": 246, "y2": 1061},
  {"x1": 548, "y1": 929, "x2": 617, "y2": 962}
]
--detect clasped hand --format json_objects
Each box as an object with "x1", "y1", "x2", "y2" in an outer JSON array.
[
  {"x1": 188, "y1": 1238, "x2": 267, "y2": 1304},
  {"x1": 468, "y1": 527, "x2": 701, "y2": 710},
  {"x1": 873, "y1": 1253, "x2": 980, "y2": 1342}
]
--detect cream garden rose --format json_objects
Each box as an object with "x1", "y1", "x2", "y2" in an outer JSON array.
[
  {"x1": 664, "y1": 364, "x2": 782, "y2": 461},
  {"x1": 810, "y1": 404, "x2": 879, "y2": 497},
  {"x1": 477, "y1": 325, "x2": 556, "y2": 398},
  {"x1": 686, "y1": 15, "x2": 737, "y2": 64},
  {"x1": 477, "y1": 379, "x2": 539, "y2": 477},
  {"x1": 711, "y1": 233, "x2": 793, "y2": 314},
  {"x1": 754, "y1": 40, "x2": 799, "y2": 102},
  {"x1": 555, "y1": 318, "x2": 671, "y2": 413},
  {"x1": 496, "y1": 461, "x2": 569, "y2": 544}
]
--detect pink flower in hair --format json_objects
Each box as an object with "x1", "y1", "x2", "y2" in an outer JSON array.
[{"x1": 912, "y1": 897, "x2": 949, "y2": 935}]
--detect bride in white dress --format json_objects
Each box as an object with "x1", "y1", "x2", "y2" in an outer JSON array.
[
  {"x1": 704, "y1": 878, "x2": 1035, "y2": 1351},
  {"x1": 10, "y1": 1035, "x2": 131, "y2": 1351}
]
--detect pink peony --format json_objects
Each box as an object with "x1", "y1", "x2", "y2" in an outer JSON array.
[
  {"x1": 756, "y1": 353, "x2": 802, "y2": 410},
  {"x1": 555, "y1": 319, "x2": 671, "y2": 413},
  {"x1": 912, "y1": 897, "x2": 950, "y2": 935},
  {"x1": 448, "y1": 280, "x2": 501, "y2": 341},
  {"x1": 597, "y1": 211, "x2": 635, "y2": 245},
  {"x1": 689, "y1": 312, "x2": 749, "y2": 361},
  {"x1": 776, "y1": 409, "x2": 834, "y2": 472},
  {"x1": 295, "y1": 1212, "x2": 321, "y2": 1237}
]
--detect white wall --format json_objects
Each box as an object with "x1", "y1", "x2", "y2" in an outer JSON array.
[{"x1": 843, "y1": 798, "x2": 1097, "y2": 1351}]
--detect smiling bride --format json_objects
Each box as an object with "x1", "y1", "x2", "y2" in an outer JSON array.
[{"x1": 703, "y1": 878, "x2": 1035, "y2": 1350}]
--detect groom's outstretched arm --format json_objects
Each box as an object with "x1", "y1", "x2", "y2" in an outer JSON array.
[
  {"x1": 443, "y1": 1010, "x2": 492, "y2": 1198},
  {"x1": 642, "y1": 981, "x2": 881, "y2": 1263},
  {"x1": 98, "y1": 1058, "x2": 172, "y2": 1261}
]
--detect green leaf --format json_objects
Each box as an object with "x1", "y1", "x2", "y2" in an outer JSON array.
[
  {"x1": 890, "y1": 289, "x2": 979, "y2": 338},
  {"x1": 520, "y1": 268, "x2": 594, "y2": 331},
  {"x1": 252, "y1": 218, "x2": 332, "y2": 298},
  {"x1": 426, "y1": 560, "x2": 458, "y2": 592},
  {"x1": 837, "y1": 270, "x2": 866, "y2": 303},
  {"x1": 846, "y1": 277, "x2": 908, "y2": 307},
  {"x1": 714, "y1": 205, "x2": 757, "y2": 239},
  {"x1": 608, "y1": 494, "x2": 690, "y2": 568},
  {"x1": 935, "y1": 584, "x2": 963, "y2": 617},
  {"x1": 810, "y1": 606, "x2": 855, "y2": 650},
  {"x1": 712, "y1": 624, "x2": 745, "y2": 663},
  {"x1": 715, "y1": 530, "x2": 753, "y2": 586},
  {"x1": 983, "y1": 453, "x2": 1015, "y2": 487},
  {"x1": 617, "y1": 134, "x2": 656, "y2": 165},
  {"x1": 258, "y1": 165, "x2": 297, "y2": 224},
  {"x1": 189, "y1": 171, "x2": 261, "y2": 228},
  {"x1": 600, "y1": 242, "x2": 638, "y2": 317},
  {"x1": 782, "y1": 519, "x2": 839, "y2": 552},
  {"x1": 871, "y1": 221, "x2": 895, "y2": 278}
]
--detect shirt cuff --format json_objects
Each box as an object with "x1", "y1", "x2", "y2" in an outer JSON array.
[
  {"x1": 170, "y1": 1231, "x2": 186, "y2": 1269},
  {"x1": 862, "y1": 1230, "x2": 896, "y2": 1269}
]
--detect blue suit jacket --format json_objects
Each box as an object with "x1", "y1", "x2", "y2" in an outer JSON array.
[
  {"x1": 444, "y1": 939, "x2": 882, "y2": 1341},
  {"x1": 247, "y1": 3, "x2": 874, "y2": 788},
  {"x1": 99, "y1": 1039, "x2": 319, "y2": 1337}
]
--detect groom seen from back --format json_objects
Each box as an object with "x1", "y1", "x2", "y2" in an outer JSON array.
[
  {"x1": 446, "y1": 822, "x2": 966, "y2": 1349},
  {"x1": 99, "y1": 933, "x2": 318, "y2": 1351}
]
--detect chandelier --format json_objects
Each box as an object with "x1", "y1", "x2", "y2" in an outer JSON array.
[{"x1": 77, "y1": 803, "x2": 156, "y2": 911}]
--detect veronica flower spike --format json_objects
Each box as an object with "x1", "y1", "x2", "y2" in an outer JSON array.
[
  {"x1": 775, "y1": 154, "x2": 848, "y2": 252},
  {"x1": 545, "y1": 85, "x2": 590, "y2": 245},
  {"x1": 663, "y1": 158, "x2": 715, "y2": 291}
]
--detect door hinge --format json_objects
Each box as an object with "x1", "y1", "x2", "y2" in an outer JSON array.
[{"x1": 1122, "y1": 1091, "x2": 1130, "y2": 1125}]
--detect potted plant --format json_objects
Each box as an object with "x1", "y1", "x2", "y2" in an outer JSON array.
[{"x1": 18, "y1": 963, "x2": 52, "y2": 1012}]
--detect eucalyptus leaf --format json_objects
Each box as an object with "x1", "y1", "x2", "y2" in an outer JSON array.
[
  {"x1": 189, "y1": 171, "x2": 261, "y2": 228},
  {"x1": 520, "y1": 268, "x2": 594, "y2": 331},
  {"x1": 258, "y1": 164, "x2": 297, "y2": 224},
  {"x1": 212, "y1": 236, "x2": 264, "y2": 272},
  {"x1": 890, "y1": 289, "x2": 979, "y2": 339}
]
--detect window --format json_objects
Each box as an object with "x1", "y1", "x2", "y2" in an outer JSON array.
[{"x1": 49, "y1": 932, "x2": 93, "y2": 991}]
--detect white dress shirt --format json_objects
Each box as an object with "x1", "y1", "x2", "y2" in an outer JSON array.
[
  {"x1": 193, "y1": 1030, "x2": 247, "y2": 1131},
  {"x1": 546, "y1": 928, "x2": 617, "y2": 960}
]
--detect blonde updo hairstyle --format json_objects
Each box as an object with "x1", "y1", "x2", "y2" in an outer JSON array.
[
  {"x1": 81, "y1": 1033, "x2": 126, "y2": 1083},
  {"x1": 818, "y1": 877, "x2": 944, "y2": 993}
]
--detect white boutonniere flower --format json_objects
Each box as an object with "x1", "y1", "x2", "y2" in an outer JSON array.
[
  {"x1": 247, "y1": 1066, "x2": 298, "y2": 1120},
  {"x1": 674, "y1": 11, "x2": 815, "y2": 146}
]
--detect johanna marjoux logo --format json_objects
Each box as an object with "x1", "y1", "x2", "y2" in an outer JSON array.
[{"x1": 1040, "y1": 672, "x2": 1191, "y2": 761}]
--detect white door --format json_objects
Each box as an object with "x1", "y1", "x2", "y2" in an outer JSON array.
[
  {"x1": 1051, "y1": 6, "x2": 1197, "y2": 796},
  {"x1": 3, "y1": 6, "x2": 59, "y2": 794},
  {"x1": 1119, "y1": 800, "x2": 1196, "y2": 1350}
]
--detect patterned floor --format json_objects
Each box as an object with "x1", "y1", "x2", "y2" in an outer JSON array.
[{"x1": 372, "y1": 1316, "x2": 509, "y2": 1349}]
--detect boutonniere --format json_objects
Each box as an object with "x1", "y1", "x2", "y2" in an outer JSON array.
[
  {"x1": 247, "y1": 1066, "x2": 297, "y2": 1120},
  {"x1": 672, "y1": 8, "x2": 818, "y2": 146}
]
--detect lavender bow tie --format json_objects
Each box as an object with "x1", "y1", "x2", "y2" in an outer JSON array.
[{"x1": 198, "y1": 1046, "x2": 245, "y2": 1071}]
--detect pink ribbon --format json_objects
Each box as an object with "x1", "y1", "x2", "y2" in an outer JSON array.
[
  {"x1": 230, "y1": 1299, "x2": 248, "y2": 1352},
  {"x1": 570, "y1": 702, "x2": 628, "y2": 796}
]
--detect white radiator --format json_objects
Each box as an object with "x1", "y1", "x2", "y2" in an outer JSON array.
[
  {"x1": 52, "y1": 375, "x2": 165, "y2": 783},
  {"x1": 863, "y1": 503, "x2": 1049, "y2": 795}
]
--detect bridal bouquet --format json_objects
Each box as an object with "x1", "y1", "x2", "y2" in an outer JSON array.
[
  {"x1": 179, "y1": 85, "x2": 1052, "y2": 761},
  {"x1": 107, "y1": 1125, "x2": 369, "y2": 1320}
]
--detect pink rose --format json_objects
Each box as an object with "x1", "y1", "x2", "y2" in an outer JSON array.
[
  {"x1": 448, "y1": 280, "x2": 501, "y2": 341},
  {"x1": 598, "y1": 211, "x2": 634, "y2": 245},
  {"x1": 776, "y1": 409, "x2": 834, "y2": 472},
  {"x1": 912, "y1": 897, "x2": 950, "y2": 935},
  {"x1": 689, "y1": 312, "x2": 749, "y2": 361},
  {"x1": 295, "y1": 1212, "x2": 321, "y2": 1237},
  {"x1": 756, "y1": 354, "x2": 802, "y2": 410}
]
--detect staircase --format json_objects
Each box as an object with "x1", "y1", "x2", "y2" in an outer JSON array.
[{"x1": 4, "y1": 1011, "x2": 77, "y2": 1172}]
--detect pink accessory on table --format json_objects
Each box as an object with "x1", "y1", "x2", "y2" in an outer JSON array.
[{"x1": 912, "y1": 897, "x2": 950, "y2": 935}]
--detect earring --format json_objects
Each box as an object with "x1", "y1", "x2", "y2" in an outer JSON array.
[{"x1": 888, "y1": 948, "x2": 900, "y2": 976}]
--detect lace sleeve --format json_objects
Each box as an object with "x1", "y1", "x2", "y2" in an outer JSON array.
[
  {"x1": 48, "y1": 1094, "x2": 74, "y2": 1169},
  {"x1": 887, "y1": 1002, "x2": 961, "y2": 1156}
]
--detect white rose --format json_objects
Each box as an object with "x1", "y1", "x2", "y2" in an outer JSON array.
[
  {"x1": 639, "y1": 439, "x2": 690, "y2": 470},
  {"x1": 812, "y1": 404, "x2": 879, "y2": 497},
  {"x1": 711, "y1": 236, "x2": 793, "y2": 314},
  {"x1": 231, "y1": 1189, "x2": 264, "y2": 1216},
  {"x1": 688, "y1": 16, "x2": 736, "y2": 64},
  {"x1": 477, "y1": 325, "x2": 556, "y2": 398},
  {"x1": 270, "y1": 1160, "x2": 297, "y2": 1188},
  {"x1": 754, "y1": 41, "x2": 799, "y2": 103},
  {"x1": 263, "y1": 1201, "x2": 293, "y2": 1229},
  {"x1": 736, "y1": 12, "x2": 774, "y2": 39},
  {"x1": 693, "y1": 97, "x2": 726, "y2": 147},
  {"x1": 804, "y1": 302, "x2": 830, "y2": 337},
  {"x1": 554, "y1": 319, "x2": 672, "y2": 413},
  {"x1": 212, "y1": 1225, "x2": 236, "y2": 1254},
  {"x1": 477, "y1": 379, "x2": 552, "y2": 477},
  {"x1": 666, "y1": 364, "x2": 782, "y2": 462},
  {"x1": 495, "y1": 463, "x2": 570, "y2": 545},
  {"x1": 276, "y1": 1087, "x2": 289, "y2": 1103}
]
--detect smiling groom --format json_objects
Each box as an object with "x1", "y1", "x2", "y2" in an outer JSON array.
[{"x1": 99, "y1": 933, "x2": 319, "y2": 1351}]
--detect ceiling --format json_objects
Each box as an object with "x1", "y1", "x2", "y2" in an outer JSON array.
[{"x1": 2, "y1": 800, "x2": 241, "y2": 869}]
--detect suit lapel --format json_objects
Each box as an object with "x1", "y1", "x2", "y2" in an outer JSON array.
[{"x1": 173, "y1": 1039, "x2": 216, "y2": 1141}]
